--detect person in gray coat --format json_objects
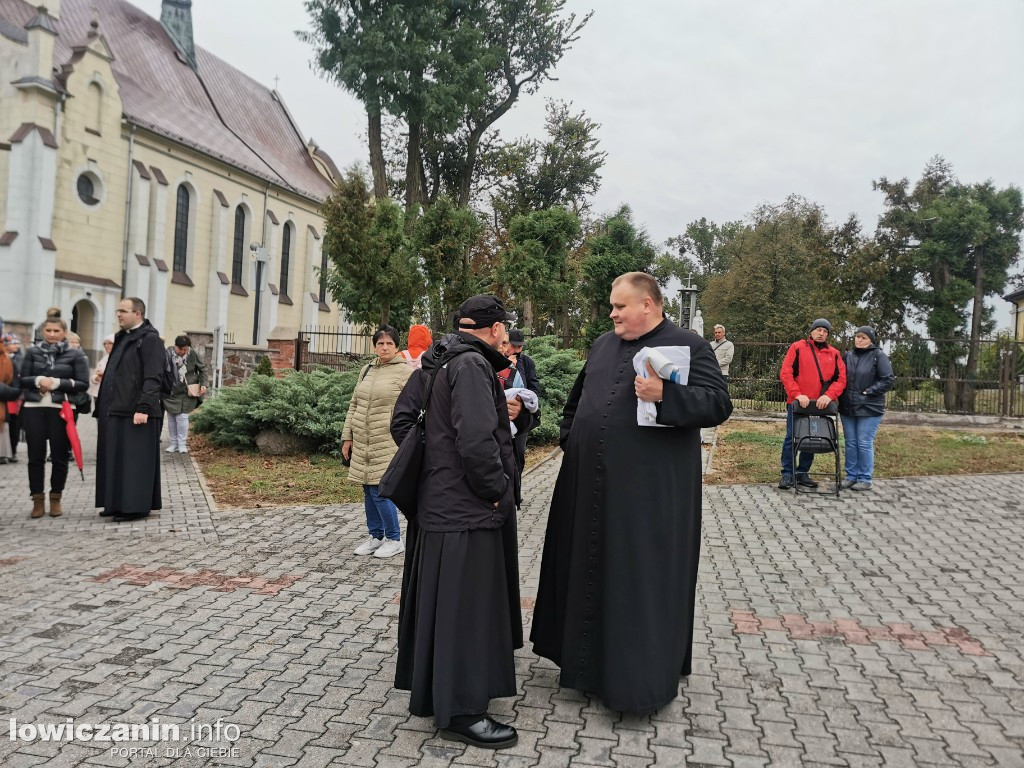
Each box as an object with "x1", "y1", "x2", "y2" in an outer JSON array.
[
  {"x1": 162, "y1": 335, "x2": 207, "y2": 454},
  {"x1": 838, "y1": 326, "x2": 894, "y2": 491}
]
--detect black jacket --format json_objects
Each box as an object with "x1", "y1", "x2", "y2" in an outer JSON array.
[
  {"x1": 18, "y1": 342, "x2": 90, "y2": 404},
  {"x1": 839, "y1": 345, "x2": 894, "y2": 417},
  {"x1": 515, "y1": 352, "x2": 541, "y2": 396},
  {"x1": 391, "y1": 331, "x2": 518, "y2": 532},
  {"x1": 98, "y1": 321, "x2": 166, "y2": 417}
]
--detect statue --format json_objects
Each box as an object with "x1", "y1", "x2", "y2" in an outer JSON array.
[{"x1": 691, "y1": 309, "x2": 704, "y2": 338}]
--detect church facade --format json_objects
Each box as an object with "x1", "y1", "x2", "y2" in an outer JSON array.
[{"x1": 0, "y1": 0, "x2": 342, "y2": 361}]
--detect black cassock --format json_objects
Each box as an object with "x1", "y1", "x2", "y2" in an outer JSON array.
[{"x1": 531, "y1": 319, "x2": 732, "y2": 712}]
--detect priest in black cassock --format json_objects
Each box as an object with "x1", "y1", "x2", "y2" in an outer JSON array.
[
  {"x1": 531, "y1": 271, "x2": 732, "y2": 713},
  {"x1": 95, "y1": 297, "x2": 165, "y2": 522}
]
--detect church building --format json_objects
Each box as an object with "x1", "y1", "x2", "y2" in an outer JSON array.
[{"x1": 0, "y1": 0, "x2": 342, "y2": 361}]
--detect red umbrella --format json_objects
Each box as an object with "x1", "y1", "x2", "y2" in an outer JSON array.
[{"x1": 60, "y1": 400, "x2": 84, "y2": 480}]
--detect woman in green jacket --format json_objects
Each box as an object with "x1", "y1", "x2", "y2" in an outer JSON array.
[{"x1": 342, "y1": 325, "x2": 414, "y2": 559}]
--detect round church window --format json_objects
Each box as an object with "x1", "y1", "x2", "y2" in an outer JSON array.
[{"x1": 77, "y1": 173, "x2": 100, "y2": 205}]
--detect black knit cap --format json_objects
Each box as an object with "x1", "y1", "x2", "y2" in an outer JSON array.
[
  {"x1": 456, "y1": 295, "x2": 512, "y2": 329},
  {"x1": 854, "y1": 325, "x2": 877, "y2": 343},
  {"x1": 809, "y1": 318, "x2": 831, "y2": 333}
]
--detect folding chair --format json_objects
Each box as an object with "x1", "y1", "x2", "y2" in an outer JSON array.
[{"x1": 791, "y1": 402, "x2": 841, "y2": 497}]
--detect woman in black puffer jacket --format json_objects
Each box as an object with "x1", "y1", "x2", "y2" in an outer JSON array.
[
  {"x1": 19, "y1": 315, "x2": 89, "y2": 518},
  {"x1": 838, "y1": 326, "x2": 894, "y2": 493}
]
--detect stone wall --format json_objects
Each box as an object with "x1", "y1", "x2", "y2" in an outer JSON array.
[{"x1": 184, "y1": 329, "x2": 285, "y2": 388}]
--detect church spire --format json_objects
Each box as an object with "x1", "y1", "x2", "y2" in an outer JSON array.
[{"x1": 160, "y1": 0, "x2": 195, "y2": 70}]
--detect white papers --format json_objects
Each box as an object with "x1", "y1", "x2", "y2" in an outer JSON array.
[
  {"x1": 505, "y1": 386, "x2": 539, "y2": 436},
  {"x1": 632, "y1": 346, "x2": 691, "y2": 427}
]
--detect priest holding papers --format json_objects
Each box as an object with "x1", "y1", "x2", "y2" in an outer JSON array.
[{"x1": 531, "y1": 272, "x2": 732, "y2": 713}]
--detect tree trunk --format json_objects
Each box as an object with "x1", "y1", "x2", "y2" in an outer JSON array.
[
  {"x1": 963, "y1": 245, "x2": 986, "y2": 413},
  {"x1": 456, "y1": 131, "x2": 480, "y2": 209},
  {"x1": 367, "y1": 104, "x2": 388, "y2": 200},
  {"x1": 405, "y1": 119, "x2": 423, "y2": 226},
  {"x1": 522, "y1": 299, "x2": 534, "y2": 333},
  {"x1": 380, "y1": 300, "x2": 391, "y2": 327}
]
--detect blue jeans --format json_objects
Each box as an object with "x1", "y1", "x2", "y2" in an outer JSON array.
[
  {"x1": 364, "y1": 485, "x2": 401, "y2": 541},
  {"x1": 780, "y1": 404, "x2": 814, "y2": 479},
  {"x1": 840, "y1": 414, "x2": 883, "y2": 483}
]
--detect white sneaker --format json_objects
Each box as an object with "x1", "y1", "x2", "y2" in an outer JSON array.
[
  {"x1": 179, "y1": 446, "x2": 189, "y2": 454},
  {"x1": 373, "y1": 539, "x2": 405, "y2": 559},
  {"x1": 165, "y1": 445, "x2": 178, "y2": 453},
  {"x1": 354, "y1": 537, "x2": 384, "y2": 555}
]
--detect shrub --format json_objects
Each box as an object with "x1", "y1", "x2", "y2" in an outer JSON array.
[
  {"x1": 253, "y1": 355, "x2": 275, "y2": 377},
  {"x1": 191, "y1": 366, "x2": 365, "y2": 454},
  {"x1": 527, "y1": 336, "x2": 585, "y2": 444}
]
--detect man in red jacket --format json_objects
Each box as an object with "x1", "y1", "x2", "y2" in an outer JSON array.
[{"x1": 778, "y1": 318, "x2": 846, "y2": 489}]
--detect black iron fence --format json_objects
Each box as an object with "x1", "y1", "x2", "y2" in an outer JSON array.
[
  {"x1": 295, "y1": 327, "x2": 377, "y2": 373},
  {"x1": 726, "y1": 337, "x2": 1024, "y2": 417},
  {"x1": 295, "y1": 327, "x2": 1024, "y2": 417}
]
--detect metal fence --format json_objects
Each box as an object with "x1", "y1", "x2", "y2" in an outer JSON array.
[
  {"x1": 295, "y1": 327, "x2": 377, "y2": 373},
  {"x1": 727, "y1": 337, "x2": 1024, "y2": 417},
  {"x1": 294, "y1": 327, "x2": 1024, "y2": 417}
]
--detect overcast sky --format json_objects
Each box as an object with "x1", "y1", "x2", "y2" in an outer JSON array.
[{"x1": 132, "y1": 0, "x2": 1024, "y2": 321}]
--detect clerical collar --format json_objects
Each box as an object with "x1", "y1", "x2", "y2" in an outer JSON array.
[
  {"x1": 635, "y1": 318, "x2": 668, "y2": 343},
  {"x1": 127, "y1": 321, "x2": 144, "y2": 333}
]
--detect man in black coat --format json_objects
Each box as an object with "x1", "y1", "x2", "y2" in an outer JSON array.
[
  {"x1": 95, "y1": 297, "x2": 165, "y2": 522},
  {"x1": 390, "y1": 295, "x2": 520, "y2": 750},
  {"x1": 504, "y1": 329, "x2": 541, "y2": 472},
  {"x1": 531, "y1": 272, "x2": 733, "y2": 713}
]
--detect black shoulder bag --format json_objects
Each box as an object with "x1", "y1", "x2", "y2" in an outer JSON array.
[{"x1": 379, "y1": 347, "x2": 452, "y2": 519}]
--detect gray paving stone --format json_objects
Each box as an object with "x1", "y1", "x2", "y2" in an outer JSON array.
[{"x1": 3, "y1": 429, "x2": 1024, "y2": 766}]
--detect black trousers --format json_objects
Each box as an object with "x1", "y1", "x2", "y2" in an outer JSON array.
[
  {"x1": 22, "y1": 407, "x2": 70, "y2": 495},
  {"x1": 7, "y1": 412, "x2": 19, "y2": 455}
]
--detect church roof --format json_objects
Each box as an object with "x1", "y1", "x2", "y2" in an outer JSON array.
[{"x1": 0, "y1": 0, "x2": 338, "y2": 203}]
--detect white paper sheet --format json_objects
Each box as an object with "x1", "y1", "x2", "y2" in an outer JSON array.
[{"x1": 632, "y1": 346, "x2": 691, "y2": 427}]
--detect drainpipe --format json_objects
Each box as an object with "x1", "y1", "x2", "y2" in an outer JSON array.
[
  {"x1": 120, "y1": 124, "x2": 136, "y2": 298},
  {"x1": 252, "y1": 183, "x2": 270, "y2": 345},
  {"x1": 54, "y1": 91, "x2": 66, "y2": 145}
]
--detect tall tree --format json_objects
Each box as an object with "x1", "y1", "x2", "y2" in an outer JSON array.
[
  {"x1": 410, "y1": 196, "x2": 485, "y2": 331},
  {"x1": 872, "y1": 157, "x2": 1023, "y2": 410},
  {"x1": 489, "y1": 100, "x2": 606, "y2": 225},
  {"x1": 302, "y1": 0, "x2": 590, "y2": 215},
  {"x1": 579, "y1": 206, "x2": 659, "y2": 344},
  {"x1": 501, "y1": 206, "x2": 581, "y2": 333},
  {"x1": 654, "y1": 218, "x2": 744, "y2": 306},
  {"x1": 700, "y1": 196, "x2": 866, "y2": 343},
  {"x1": 320, "y1": 166, "x2": 420, "y2": 328},
  {"x1": 300, "y1": 1, "x2": 434, "y2": 200}
]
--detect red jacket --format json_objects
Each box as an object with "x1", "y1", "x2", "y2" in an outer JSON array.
[{"x1": 779, "y1": 339, "x2": 847, "y2": 402}]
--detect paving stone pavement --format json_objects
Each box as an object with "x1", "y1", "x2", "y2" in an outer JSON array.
[{"x1": 1, "y1": 417, "x2": 1024, "y2": 767}]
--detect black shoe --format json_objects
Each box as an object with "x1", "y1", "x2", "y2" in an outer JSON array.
[
  {"x1": 99, "y1": 510, "x2": 116, "y2": 518},
  {"x1": 796, "y1": 475, "x2": 819, "y2": 488},
  {"x1": 778, "y1": 475, "x2": 794, "y2": 489},
  {"x1": 0, "y1": 457, "x2": 7, "y2": 464},
  {"x1": 441, "y1": 715, "x2": 518, "y2": 750},
  {"x1": 8, "y1": 455, "x2": 17, "y2": 462}
]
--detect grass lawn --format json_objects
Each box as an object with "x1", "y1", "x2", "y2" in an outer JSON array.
[
  {"x1": 706, "y1": 419, "x2": 1024, "y2": 485},
  {"x1": 192, "y1": 435, "x2": 557, "y2": 509}
]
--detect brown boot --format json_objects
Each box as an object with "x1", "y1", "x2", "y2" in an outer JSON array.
[
  {"x1": 49, "y1": 492, "x2": 63, "y2": 517},
  {"x1": 30, "y1": 494, "x2": 45, "y2": 518}
]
